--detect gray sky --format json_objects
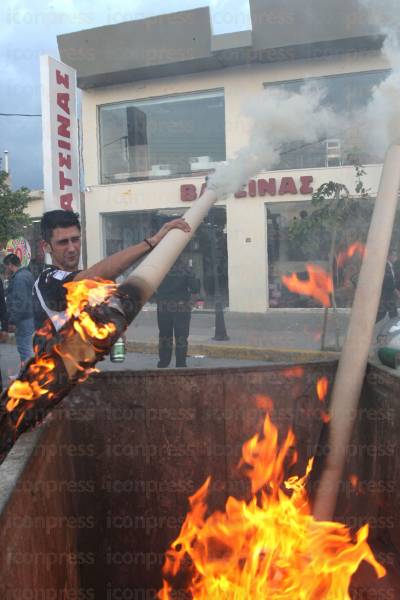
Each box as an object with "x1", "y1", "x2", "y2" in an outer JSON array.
[{"x1": 0, "y1": 0, "x2": 251, "y2": 190}]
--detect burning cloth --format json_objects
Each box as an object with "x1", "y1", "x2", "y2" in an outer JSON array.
[{"x1": 0, "y1": 278, "x2": 143, "y2": 465}]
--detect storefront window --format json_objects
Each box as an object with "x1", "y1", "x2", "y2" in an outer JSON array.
[
  {"x1": 103, "y1": 207, "x2": 228, "y2": 307},
  {"x1": 99, "y1": 90, "x2": 226, "y2": 184},
  {"x1": 24, "y1": 220, "x2": 45, "y2": 278},
  {"x1": 264, "y1": 70, "x2": 389, "y2": 170},
  {"x1": 267, "y1": 200, "x2": 375, "y2": 308}
]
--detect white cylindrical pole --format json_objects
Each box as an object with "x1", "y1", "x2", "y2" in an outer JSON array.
[
  {"x1": 313, "y1": 144, "x2": 400, "y2": 521},
  {"x1": 128, "y1": 187, "x2": 218, "y2": 301},
  {"x1": 3, "y1": 150, "x2": 9, "y2": 174}
]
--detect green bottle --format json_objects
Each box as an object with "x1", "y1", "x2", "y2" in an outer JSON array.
[
  {"x1": 110, "y1": 337, "x2": 126, "y2": 363},
  {"x1": 378, "y1": 346, "x2": 400, "y2": 369}
]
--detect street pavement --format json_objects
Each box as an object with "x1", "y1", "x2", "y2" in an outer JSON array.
[
  {"x1": 0, "y1": 342, "x2": 271, "y2": 390},
  {"x1": 127, "y1": 306, "x2": 350, "y2": 351},
  {"x1": 0, "y1": 308, "x2": 350, "y2": 388},
  {"x1": 0, "y1": 308, "x2": 349, "y2": 382}
]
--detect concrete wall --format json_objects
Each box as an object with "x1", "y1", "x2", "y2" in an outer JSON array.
[
  {"x1": 58, "y1": 1, "x2": 384, "y2": 87},
  {"x1": 27, "y1": 191, "x2": 44, "y2": 220},
  {"x1": 250, "y1": 0, "x2": 381, "y2": 49},
  {"x1": 58, "y1": 7, "x2": 214, "y2": 88},
  {"x1": 81, "y1": 50, "x2": 387, "y2": 312}
]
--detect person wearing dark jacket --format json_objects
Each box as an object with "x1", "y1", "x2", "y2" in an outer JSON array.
[
  {"x1": 3, "y1": 253, "x2": 35, "y2": 365},
  {"x1": 156, "y1": 257, "x2": 199, "y2": 368},
  {"x1": 0, "y1": 278, "x2": 8, "y2": 391},
  {"x1": 376, "y1": 249, "x2": 400, "y2": 323}
]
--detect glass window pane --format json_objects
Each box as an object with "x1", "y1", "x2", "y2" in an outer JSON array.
[
  {"x1": 267, "y1": 199, "x2": 375, "y2": 308},
  {"x1": 264, "y1": 70, "x2": 389, "y2": 170},
  {"x1": 22, "y1": 220, "x2": 45, "y2": 278},
  {"x1": 99, "y1": 91, "x2": 226, "y2": 183},
  {"x1": 103, "y1": 207, "x2": 228, "y2": 307}
]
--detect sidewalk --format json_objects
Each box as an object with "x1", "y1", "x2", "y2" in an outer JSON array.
[
  {"x1": 0, "y1": 309, "x2": 348, "y2": 379},
  {"x1": 126, "y1": 308, "x2": 349, "y2": 361}
]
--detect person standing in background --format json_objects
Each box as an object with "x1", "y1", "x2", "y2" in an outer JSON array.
[
  {"x1": 0, "y1": 277, "x2": 8, "y2": 391},
  {"x1": 156, "y1": 256, "x2": 199, "y2": 368},
  {"x1": 376, "y1": 248, "x2": 400, "y2": 324},
  {"x1": 3, "y1": 253, "x2": 35, "y2": 366}
]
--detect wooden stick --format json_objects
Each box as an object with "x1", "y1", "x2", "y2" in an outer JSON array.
[{"x1": 313, "y1": 144, "x2": 400, "y2": 521}]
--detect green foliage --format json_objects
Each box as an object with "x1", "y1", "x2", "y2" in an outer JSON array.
[
  {"x1": 287, "y1": 170, "x2": 373, "y2": 261},
  {"x1": 0, "y1": 171, "x2": 31, "y2": 245},
  {"x1": 354, "y1": 164, "x2": 370, "y2": 198}
]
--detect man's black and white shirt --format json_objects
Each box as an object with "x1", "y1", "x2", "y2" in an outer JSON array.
[{"x1": 33, "y1": 266, "x2": 79, "y2": 348}]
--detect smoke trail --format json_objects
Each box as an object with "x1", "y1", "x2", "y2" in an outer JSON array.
[
  {"x1": 209, "y1": 1, "x2": 400, "y2": 198},
  {"x1": 356, "y1": 0, "x2": 399, "y2": 35},
  {"x1": 356, "y1": 2, "x2": 400, "y2": 154},
  {"x1": 361, "y1": 36, "x2": 400, "y2": 155},
  {"x1": 209, "y1": 83, "x2": 341, "y2": 196}
]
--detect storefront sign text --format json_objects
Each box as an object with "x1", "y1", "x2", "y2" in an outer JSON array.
[
  {"x1": 180, "y1": 176, "x2": 314, "y2": 202},
  {"x1": 40, "y1": 55, "x2": 80, "y2": 212}
]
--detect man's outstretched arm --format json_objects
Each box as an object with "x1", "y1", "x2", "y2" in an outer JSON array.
[{"x1": 74, "y1": 218, "x2": 191, "y2": 282}]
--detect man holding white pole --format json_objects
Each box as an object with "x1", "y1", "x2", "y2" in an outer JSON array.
[{"x1": 32, "y1": 210, "x2": 190, "y2": 351}]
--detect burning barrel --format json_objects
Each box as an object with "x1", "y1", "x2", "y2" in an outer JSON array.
[
  {"x1": 0, "y1": 136, "x2": 399, "y2": 597},
  {"x1": 0, "y1": 360, "x2": 399, "y2": 598}
]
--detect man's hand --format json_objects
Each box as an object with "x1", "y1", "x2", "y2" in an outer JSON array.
[
  {"x1": 8, "y1": 325, "x2": 16, "y2": 333},
  {"x1": 0, "y1": 331, "x2": 8, "y2": 343},
  {"x1": 148, "y1": 218, "x2": 191, "y2": 247},
  {"x1": 75, "y1": 218, "x2": 191, "y2": 283}
]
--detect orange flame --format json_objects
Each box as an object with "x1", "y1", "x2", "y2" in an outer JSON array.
[
  {"x1": 159, "y1": 414, "x2": 385, "y2": 599},
  {"x1": 64, "y1": 279, "x2": 116, "y2": 317},
  {"x1": 281, "y1": 366, "x2": 304, "y2": 378},
  {"x1": 349, "y1": 474, "x2": 359, "y2": 491},
  {"x1": 6, "y1": 279, "x2": 118, "y2": 419},
  {"x1": 6, "y1": 355, "x2": 56, "y2": 412},
  {"x1": 316, "y1": 376, "x2": 330, "y2": 423},
  {"x1": 281, "y1": 265, "x2": 333, "y2": 307},
  {"x1": 316, "y1": 377, "x2": 329, "y2": 402},
  {"x1": 336, "y1": 242, "x2": 366, "y2": 269},
  {"x1": 255, "y1": 395, "x2": 273, "y2": 411},
  {"x1": 64, "y1": 279, "x2": 117, "y2": 343}
]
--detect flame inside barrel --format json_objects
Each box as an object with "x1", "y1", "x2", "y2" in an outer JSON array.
[{"x1": 159, "y1": 407, "x2": 385, "y2": 599}]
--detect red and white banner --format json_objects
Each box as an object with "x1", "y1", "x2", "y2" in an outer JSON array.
[
  {"x1": 5, "y1": 237, "x2": 31, "y2": 267},
  {"x1": 40, "y1": 55, "x2": 80, "y2": 213}
]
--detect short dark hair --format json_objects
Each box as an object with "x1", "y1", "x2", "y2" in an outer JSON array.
[
  {"x1": 41, "y1": 210, "x2": 81, "y2": 243},
  {"x1": 4, "y1": 253, "x2": 21, "y2": 267}
]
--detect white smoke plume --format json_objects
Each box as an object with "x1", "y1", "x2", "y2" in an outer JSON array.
[
  {"x1": 357, "y1": 1, "x2": 400, "y2": 154},
  {"x1": 209, "y1": 83, "x2": 341, "y2": 196},
  {"x1": 356, "y1": 0, "x2": 399, "y2": 35},
  {"x1": 361, "y1": 35, "x2": 400, "y2": 154},
  {"x1": 209, "y1": 0, "x2": 400, "y2": 198}
]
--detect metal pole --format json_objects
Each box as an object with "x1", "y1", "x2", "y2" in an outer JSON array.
[{"x1": 208, "y1": 216, "x2": 229, "y2": 341}]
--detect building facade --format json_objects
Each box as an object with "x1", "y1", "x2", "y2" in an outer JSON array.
[
  {"x1": 26, "y1": 191, "x2": 45, "y2": 277},
  {"x1": 58, "y1": 2, "x2": 392, "y2": 313}
]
